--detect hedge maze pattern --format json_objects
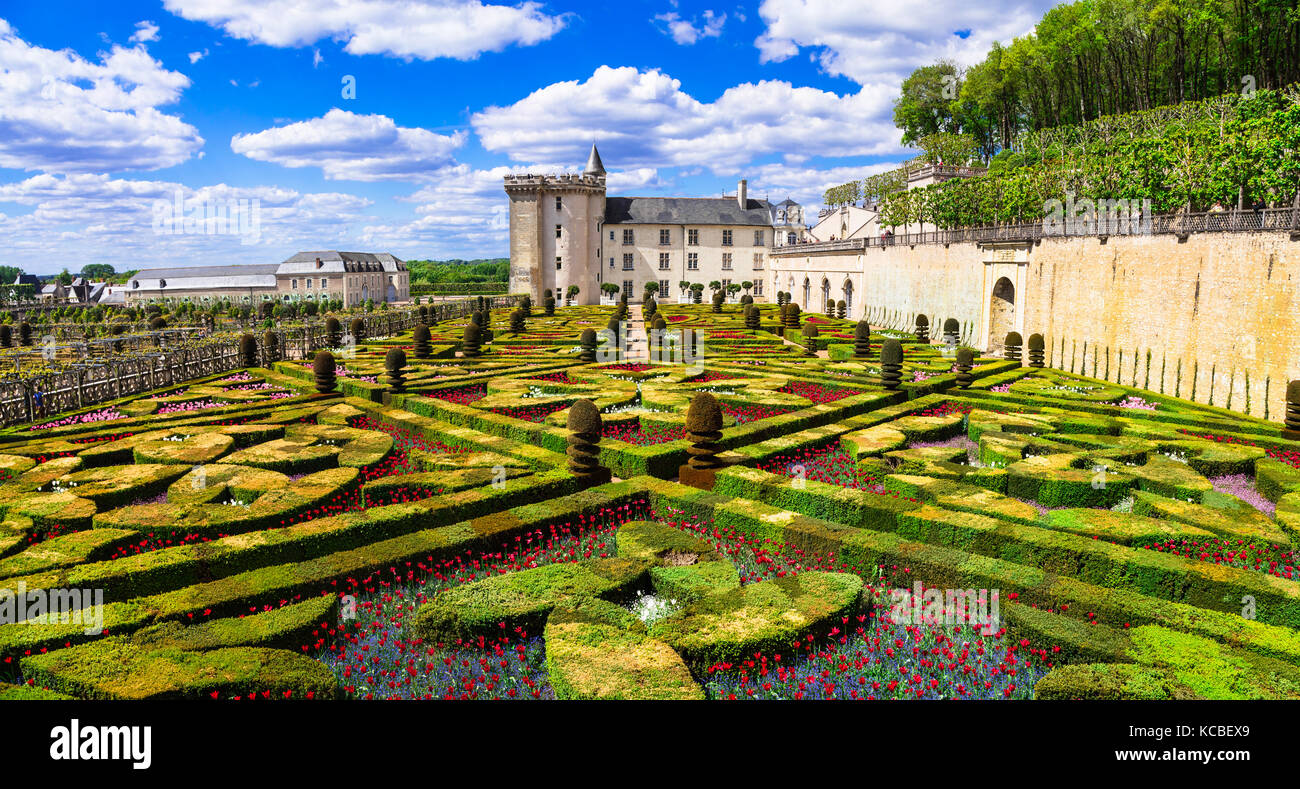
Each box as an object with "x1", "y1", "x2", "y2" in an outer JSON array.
[{"x1": 2, "y1": 301, "x2": 1300, "y2": 700}]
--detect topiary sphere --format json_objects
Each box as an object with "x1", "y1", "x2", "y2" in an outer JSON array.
[
  {"x1": 915, "y1": 314, "x2": 929, "y2": 328},
  {"x1": 1028, "y1": 333, "x2": 1045, "y2": 351},
  {"x1": 652, "y1": 315, "x2": 667, "y2": 331},
  {"x1": 943, "y1": 318, "x2": 959, "y2": 335},
  {"x1": 148, "y1": 317, "x2": 165, "y2": 331},
  {"x1": 802, "y1": 324, "x2": 818, "y2": 338},
  {"x1": 956, "y1": 347, "x2": 975, "y2": 366},
  {"x1": 566, "y1": 398, "x2": 602, "y2": 434},
  {"x1": 685, "y1": 391, "x2": 723, "y2": 433},
  {"x1": 881, "y1": 338, "x2": 903, "y2": 365},
  {"x1": 385, "y1": 347, "x2": 407, "y2": 372},
  {"x1": 350, "y1": 318, "x2": 365, "y2": 341},
  {"x1": 1005, "y1": 331, "x2": 1023, "y2": 347}
]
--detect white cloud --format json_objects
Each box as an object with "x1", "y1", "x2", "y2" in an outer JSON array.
[
  {"x1": 0, "y1": 173, "x2": 378, "y2": 270},
  {"x1": 188, "y1": 48, "x2": 207, "y2": 63},
  {"x1": 129, "y1": 20, "x2": 160, "y2": 44},
  {"x1": 0, "y1": 23, "x2": 202, "y2": 173},
  {"x1": 472, "y1": 65, "x2": 903, "y2": 174},
  {"x1": 755, "y1": 0, "x2": 1057, "y2": 85},
  {"x1": 163, "y1": 0, "x2": 567, "y2": 60},
  {"x1": 230, "y1": 109, "x2": 466, "y2": 181},
  {"x1": 748, "y1": 160, "x2": 904, "y2": 215},
  {"x1": 654, "y1": 10, "x2": 726, "y2": 45}
]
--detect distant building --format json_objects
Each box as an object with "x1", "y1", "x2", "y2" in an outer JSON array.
[
  {"x1": 506, "y1": 145, "x2": 800, "y2": 303},
  {"x1": 123, "y1": 251, "x2": 409, "y2": 306}
]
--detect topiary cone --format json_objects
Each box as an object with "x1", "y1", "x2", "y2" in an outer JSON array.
[
  {"x1": 880, "y1": 339, "x2": 903, "y2": 390},
  {"x1": 566, "y1": 399, "x2": 608, "y2": 482},
  {"x1": 385, "y1": 347, "x2": 407, "y2": 393},
  {"x1": 544, "y1": 297, "x2": 556, "y2": 316},
  {"x1": 744, "y1": 304, "x2": 760, "y2": 331},
  {"x1": 914, "y1": 314, "x2": 929, "y2": 343},
  {"x1": 836, "y1": 300, "x2": 846, "y2": 319},
  {"x1": 578, "y1": 328, "x2": 597, "y2": 362},
  {"x1": 510, "y1": 309, "x2": 525, "y2": 332},
  {"x1": 263, "y1": 329, "x2": 278, "y2": 364},
  {"x1": 956, "y1": 347, "x2": 975, "y2": 389},
  {"x1": 313, "y1": 350, "x2": 337, "y2": 393},
  {"x1": 685, "y1": 392, "x2": 724, "y2": 470},
  {"x1": 853, "y1": 321, "x2": 872, "y2": 359},
  {"x1": 239, "y1": 333, "x2": 257, "y2": 368},
  {"x1": 1004, "y1": 331, "x2": 1023, "y2": 363},
  {"x1": 784, "y1": 303, "x2": 801, "y2": 330},
  {"x1": 412, "y1": 323, "x2": 431, "y2": 359},
  {"x1": 1027, "y1": 333, "x2": 1045, "y2": 367},
  {"x1": 461, "y1": 322, "x2": 481, "y2": 358}
]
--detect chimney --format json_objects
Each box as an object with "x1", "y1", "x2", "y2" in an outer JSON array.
[
  {"x1": 315, "y1": 257, "x2": 322, "y2": 269},
  {"x1": 737, "y1": 179, "x2": 748, "y2": 209}
]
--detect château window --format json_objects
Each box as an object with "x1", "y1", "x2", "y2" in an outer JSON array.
[
  {"x1": 722, "y1": 230, "x2": 733, "y2": 246},
  {"x1": 721, "y1": 253, "x2": 732, "y2": 270},
  {"x1": 754, "y1": 230, "x2": 764, "y2": 246},
  {"x1": 658, "y1": 252, "x2": 670, "y2": 270},
  {"x1": 556, "y1": 257, "x2": 563, "y2": 270},
  {"x1": 753, "y1": 253, "x2": 764, "y2": 270},
  {"x1": 659, "y1": 229, "x2": 670, "y2": 245},
  {"x1": 622, "y1": 229, "x2": 634, "y2": 245},
  {"x1": 687, "y1": 229, "x2": 699, "y2": 245},
  {"x1": 687, "y1": 253, "x2": 699, "y2": 271},
  {"x1": 622, "y1": 254, "x2": 634, "y2": 271},
  {"x1": 555, "y1": 196, "x2": 562, "y2": 210},
  {"x1": 556, "y1": 224, "x2": 562, "y2": 239}
]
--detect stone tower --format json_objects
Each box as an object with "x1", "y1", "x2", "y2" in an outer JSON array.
[{"x1": 505, "y1": 145, "x2": 606, "y2": 305}]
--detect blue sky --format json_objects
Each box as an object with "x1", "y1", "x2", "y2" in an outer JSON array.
[{"x1": 0, "y1": 0, "x2": 1057, "y2": 274}]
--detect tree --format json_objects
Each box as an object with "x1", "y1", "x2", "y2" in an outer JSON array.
[
  {"x1": 678, "y1": 280, "x2": 690, "y2": 298},
  {"x1": 741, "y1": 281, "x2": 753, "y2": 295},
  {"x1": 727, "y1": 283, "x2": 741, "y2": 299},
  {"x1": 892, "y1": 62, "x2": 963, "y2": 147},
  {"x1": 80, "y1": 263, "x2": 116, "y2": 280},
  {"x1": 56, "y1": 268, "x2": 73, "y2": 285},
  {"x1": 708, "y1": 280, "x2": 721, "y2": 294}
]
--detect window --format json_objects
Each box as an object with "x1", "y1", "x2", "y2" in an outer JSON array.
[
  {"x1": 609, "y1": 258, "x2": 615, "y2": 269},
  {"x1": 556, "y1": 224, "x2": 562, "y2": 239},
  {"x1": 622, "y1": 229, "x2": 634, "y2": 245},
  {"x1": 658, "y1": 252, "x2": 670, "y2": 270},
  {"x1": 753, "y1": 253, "x2": 764, "y2": 270},
  {"x1": 291, "y1": 279, "x2": 297, "y2": 289},
  {"x1": 721, "y1": 279, "x2": 731, "y2": 292},
  {"x1": 622, "y1": 279, "x2": 633, "y2": 299},
  {"x1": 555, "y1": 196, "x2": 562, "y2": 210},
  {"x1": 755, "y1": 280, "x2": 764, "y2": 296},
  {"x1": 622, "y1": 253, "x2": 634, "y2": 271},
  {"x1": 556, "y1": 256, "x2": 563, "y2": 271},
  {"x1": 722, "y1": 230, "x2": 733, "y2": 246},
  {"x1": 306, "y1": 278, "x2": 312, "y2": 288},
  {"x1": 754, "y1": 230, "x2": 765, "y2": 246},
  {"x1": 659, "y1": 229, "x2": 670, "y2": 245},
  {"x1": 321, "y1": 278, "x2": 328, "y2": 289},
  {"x1": 721, "y1": 253, "x2": 732, "y2": 270},
  {"x1": 687, "y1": 253, "x2": 699, "y2": 271},
  {"x1": 787, "y1": 232, "x2": 796, "y2": 244},
  {"x1": 687, "y1": 229, "x2": 699, "y2": 245},
  {"x1": 659, "y1": 279, "x2": 670, "y2": 297},
  {"x1": 610, "y1": 230, "x2": 615, "y2": 241}
]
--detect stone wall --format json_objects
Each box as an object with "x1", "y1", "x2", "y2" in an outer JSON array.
[{"x1": 771, "y1": 230, "x2": 1300, "y2": 421}]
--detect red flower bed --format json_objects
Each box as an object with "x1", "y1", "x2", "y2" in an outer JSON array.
[{"x1": 777, "y1": 381, "x2": 861, "y2": 404}]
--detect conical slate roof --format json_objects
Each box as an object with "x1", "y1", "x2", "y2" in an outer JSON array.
[{"x1": 584, "y1": 144, "x2": 605, "y2": 176}]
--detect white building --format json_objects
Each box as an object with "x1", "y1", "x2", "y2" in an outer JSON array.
[{"x1": 506, "y1": 146, "x2": 803, "y2": 303}]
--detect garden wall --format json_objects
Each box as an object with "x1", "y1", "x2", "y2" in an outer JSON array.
[{"x1": 770, "y1": 230, "x2": 1300, "y2": 421}]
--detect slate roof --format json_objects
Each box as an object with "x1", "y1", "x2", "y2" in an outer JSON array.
[
  {"x1": 278, "y1": 251, "x2": 405, "y2": 274},
  {"x1": 603, "y1": 196, "x2": 775, "y2": 226},
  {"x1": 128, "y1": 265, "x2": 280, "y2": 292}
]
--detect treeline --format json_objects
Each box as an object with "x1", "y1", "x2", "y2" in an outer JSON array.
[
  {"x1": 405, "y1": 258, "x2": 508, "y2": 284},
  {"x1": 894, "y1": 0, "x2": 1300, "y2": 159},
  {"x1": 878, "y1": 88, "x2": 1300, "y2": 228}
]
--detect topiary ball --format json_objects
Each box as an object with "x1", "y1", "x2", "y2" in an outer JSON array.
[
  {"x1": 956, "y1": 347, "x2": 974, "y2": 366},
  {"x1": 1005, "y1": 331, "x2": 1022, "y2": 347},
  {"x1": 567, "y1": 398, "x2": 602, "y2": 435}
]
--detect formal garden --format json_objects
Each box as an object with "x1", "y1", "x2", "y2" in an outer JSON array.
[{"x1": 1, "y1": 294, "x2": 1299, "y2": 701}]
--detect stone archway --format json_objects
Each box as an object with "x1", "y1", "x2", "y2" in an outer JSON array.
[
  {"x1": 802, "y1": 277, "x2": 810, "y2": 307},
  {"x1": 988, "y1": 277, "x2": 1015, "y2": 350},
  {"x1": 842, "y1": 279, "x2": 853, "y2": 314}
]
